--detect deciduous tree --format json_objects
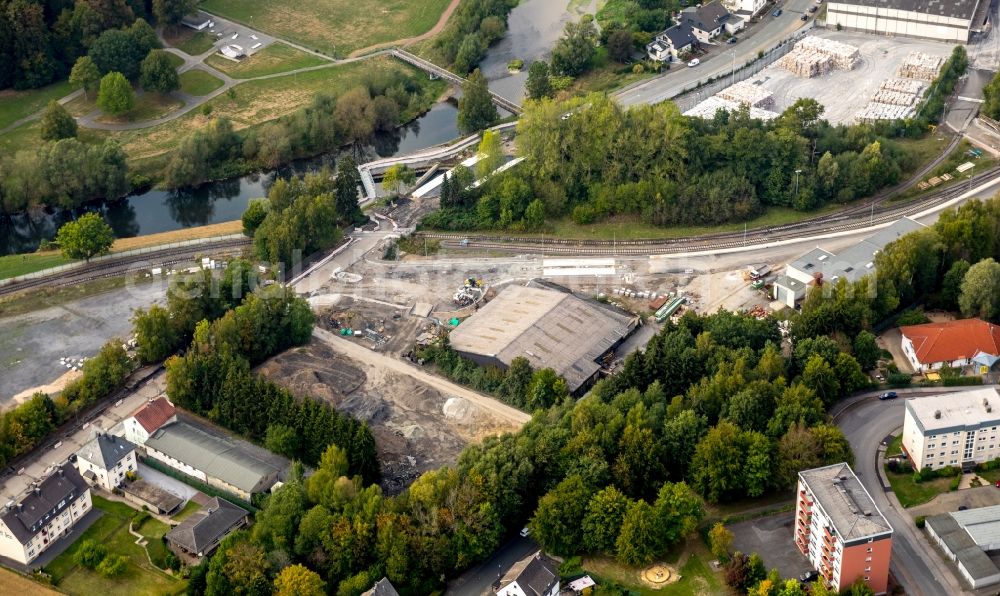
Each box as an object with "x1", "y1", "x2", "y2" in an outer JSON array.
[
  {"x1": 70, "y1": 56, "x2": 101, "y2": 98},
  {"x1": 526, "y1": 60, "x2": 552, "y2": 100},
  {"x1": 457, "y1": 69, "x2": 498, "y2": 133},
  {"x1": 274, "y1": 564, "x2": 325, "y2": 596},
  {"x1": 56, "y1": 212, "x2": 114, "y2": 260},
  {"x1": 139, "y1": 50, "x2": 179, "y2": 93},
  {"x1": 97, "y1": 71, "x2": 134, "y2": 115},
  {"x1": 40, "y1": 100, "x2": 78, "y2": 141},
  {"x1": 530, "y1": 475, "x2": 592, "y2": 556},
  {"x1": 959, "y1": 258, "x2": 1000, "y2": 321}
]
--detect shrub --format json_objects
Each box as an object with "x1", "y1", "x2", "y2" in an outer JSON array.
[
  {"x1": 915, "y1": 516, "x2": 926, "y2": 528},
  {"x1": 949, "y1": 475, "x2": 961, "y2": 491},
  {"x1": 96, "y1": 553, "x2": 128, "y2": 578},
  {"x1": 887, "y1": 372, "x2": 912, "y2": 388},
  {"x1": 944, "y1": 376, "x2": 983, "y2": 387},
  {"x1": 977, "y1": 458, "x2": 1000, "y2": 472},
  {"x1": 75, "y1": 540, "x2": 107, "y2": 569}
]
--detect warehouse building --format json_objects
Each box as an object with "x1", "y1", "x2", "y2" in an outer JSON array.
[
  {"x1": 448, "y1": 283, "x2": 639, "y2": 394},
  {"x1": 826, "y1": 0, "x2": 983, "y2": 43},
  {"x1": 926, "y1": 505, "x2": 1000, "y2": 588}
]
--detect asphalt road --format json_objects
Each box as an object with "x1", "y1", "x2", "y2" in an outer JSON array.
[
  {"x1": 615, "y1": 0, "x2": 817, "y2": 107},
  {"x1": 834, "y1": 389, "x2": 974, "y2": 596},
  {"x1": 446, "y1": 535, "x2": 538, "y2": 596}
]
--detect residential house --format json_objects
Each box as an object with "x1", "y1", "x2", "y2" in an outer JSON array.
[
  {"x1": 75, "y1": 432, "x2": 138, "y2": 492},
  {"x1": 795, "y1": 463, "x2": 893, "y2": 594},
  {"x1": 723, "y1": 0, "x2": 767, "y2": 18},
  {"x1": 647, "y1": 24, "x2": 697, "y2": 62},
  {"x1": 494, "y1": 551, "x2": 559, "y2": 596},
  {"x1": 122, "y1": 397, "x2": 176, "y2": 446},
  {"x1": 682, "y1": 1, "x2": 744, "y2": 42},
  {"x1": 902, "y1": 387, "x2": 1000, "y2": 471},
  {"x1": 0, "y1": 464, "x2": 92, "y2": 565},
  {"x1": 362, "y1": 577, "x2": 401, "y2": 596},
  {"x1": 900, "y1": 318, "x2": 1000, "y2": 373},
  {"x1": 772, "y1": 217, "x2": 925, "y2": 307},
  {"x1": 165, "y1": 497, "x2": 248, "y2": 559}
]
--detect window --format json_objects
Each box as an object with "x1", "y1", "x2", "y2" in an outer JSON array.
[
  {"x1": 865, "y1": 566, "x2": 872, "y2": 572},
  {"x1": 864, "y1": 576, "x2": 871, "y2": 581},
  {"x1": 867, "y1": 547, "x2": 873, "y2": 553}
]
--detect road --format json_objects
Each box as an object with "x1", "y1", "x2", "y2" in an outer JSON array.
[
  {"x1": 834, "y1": 389, "x2": 976, "y2": 596},
  {"x1": 446, "y1": 535, "x2": 538, "y2": 596},
  {"x1": 615, "y1": 0, "x2": 816, "y2": 107}
]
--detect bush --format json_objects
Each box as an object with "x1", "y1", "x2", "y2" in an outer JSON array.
[
  {"x1": 75, "y1": 540, "x2": 108, "y2": 569},
  {"x1": 944, "y1": 376, "x2": 983, "y2": 387},
  {"x1": 896, "y1": 308, "x2": 930, "y2": 326},
  {"x1": 949, "y1": 475, "x2": 961, "y2": 491},
  {"x1": 559, "y1": 555, "x2": 583, "y2": 576},
  {"x1": 96, "y1": 553, "x2": 128, "y2": 578},
  {"x1": 977, "y1": 458, "x2": 1000, "y2": 472},
  {"x1": 915, "y1": 515, "x2": 926, "y2": 528},
  {"x1": 887, "y1": 372, "x2": 912, "y2": 388}
]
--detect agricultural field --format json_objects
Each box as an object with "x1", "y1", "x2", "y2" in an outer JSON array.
[
  {"x1": 205, "y1": 42, "x2": 328, "y2": 78},
  {"x1": 200, "y1": 0, "x2": 453, "y2": 55}
]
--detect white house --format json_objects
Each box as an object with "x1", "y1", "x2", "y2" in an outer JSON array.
[
  {"x1": 495, "y1": 551, "x2": 559, "y2": 596},
  {"x1": 682, "y1": 1, "x2": 743, "y2": 42},
  {"x1": 647, "y1": 25, "x2": 697, "y2": 62},
  {"x1": 723, "y1": 0, "x2": 767, "y2": 18},
  {"x1": 902, "y1": 387, "x2": 1000, "y2": 471},
  {"x1": 0, "y1": 464, "x2": 92, "y2": 565},
  {"x1": 900, "y1": 318, "x2": 1000, "y2": 373},
  {"x1": 75, "y1": 433, "x2": 138, "y2": 492},
  {"x1": 122, "y1": 397, "x2": 176, "y2": 446}
]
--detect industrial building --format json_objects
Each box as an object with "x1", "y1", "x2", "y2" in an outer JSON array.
[
  {"x1": 825, "y1": 0, "x2": 983, "y2": 43},
  {"x1": 448, "y1": 283, "x2": 639, "y2": 394},
  {"x1": 795, "y1": 463, "x2": 893, "y2": 594},
  {"x1": 926, "y1": 505, "x2": 1000, "y2": 588},
  {"x1": 773, "y1": 217, "x2": 925, "y2": 307},
  {"x1": 902, "y1": 387, "x2": 1000, "y2": 470}
]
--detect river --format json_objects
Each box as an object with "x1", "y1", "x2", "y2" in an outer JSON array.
[{"x1": 0, "y1": 1, "x2": 579, "y2": 256}]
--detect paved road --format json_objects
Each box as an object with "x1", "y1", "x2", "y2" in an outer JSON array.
[
  {"x1": 615, "y1": 0, "x2": 817, "y2": 107},
  {"x1": 446, "y1": 535, "x2": 538, "y2": 596},
  {"x1": 834, "y1": 389, "x2": 976, "y2": 596}
]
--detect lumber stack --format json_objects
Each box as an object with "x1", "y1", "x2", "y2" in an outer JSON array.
[
  {"x1": 897, "y1": 52, "x2": 942, "y2": 81},
  {"x1": 716, "y1": 81, "x2": 775, "y2": 108}
]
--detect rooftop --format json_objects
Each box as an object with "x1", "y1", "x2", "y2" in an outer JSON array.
[
  {"x1": 829, "y1": 0, "x2": 979, "y2": 20},
  {"x1": 799, "y1": 463, "x2": 892, "y2": 543},
  {"x1": 448, "y1": 284, "x2": 637, "y2": 392},
  {"x1": 361, "y1": 578, "x2": 401, "y2": 596},
  {"x1": 683, "y1": 0, "x2": 731, "y2": 31},
  {"x1": 788, "y1": 218, "x2": 925, "y2": 283},
  {"x1": 900, "y1": 318, "x2": 1000, "y2": 365},
  {"x1": 952, "y1": 504, "x2": 1000, "y2": 547},
  {"x1": 145, "y1": 422, "x2": 279, "y2": 494},
  {"x1": 498, "y1": 551, "x2": 559, "y2": 596},
  {"x1": 927, "y1": 507, "x2": 1000, "y2": 580},
  {"x1": 131, "y1": 397, "x2": 176, "y2": 434},
  {"x1": 0, "y1": 463, "x2": 89, "y2": 544},
  {"x1": 76, "y1": 433, "x2": 136, "y2": 470},
  {"x1": 165, "y1": 497, "x2": 247, "y2": 554},
  {"x1": 904, "y1": 387, "x2": 1000, "y2": 434},
  {"x1": 122, "y1": 479, "x2": 183, "y2": 514}
]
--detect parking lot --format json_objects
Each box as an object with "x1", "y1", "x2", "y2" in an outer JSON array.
[
  {"x1": 728, "y1": 512, "x2": 814, "y2": 580},
  {"x1": 191, "y1": 9, "x2": 277, "y2": 56}
]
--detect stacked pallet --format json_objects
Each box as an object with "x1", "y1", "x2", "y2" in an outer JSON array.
[
  {"x1": 795, "y1": 36, "x2": 861, "y2": 70},
  {"x1": 777, "y1": 36, "x2": 861, "y2": 78},
  {"x1": 716, "y1": 81, "x2": 775, "y2": 108},
  {"x1": 855, "y1": 103, "x2": 914, "y2": 123},
  {"x1": 880, "y1": 78, "x2": 923, "y2": 94},
  {"x1": 897, "y1": 52, "x2": 942, "y2": 81},
  {"x1": 870, "y1": 89, "x2": 917, "y2": 106},
  {"x1": 683, "y1": 96, "x2": 779, "y2": 120},
  {"x1": 777, "y1": 51, "x2": 833, "y2": 78}
]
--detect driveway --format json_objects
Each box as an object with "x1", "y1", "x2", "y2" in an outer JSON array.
[
  {"x1": 878, "y1": 327, "x2": 915, "y2": 374},
  {"x1": 728, "y1": 512, "x2": 813, "y2": 580},
  {"x1": 137, "y1": 462, "x2": 200, "y2": 502}
]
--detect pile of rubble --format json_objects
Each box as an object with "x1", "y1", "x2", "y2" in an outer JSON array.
[
  {"x1": 777, "y1": 36, "x2": 860, "y2": 78},
  {"x1": 897, "y1": 52, "x2": 942, "y2": 81},
  {"x1": 716, "y1": 81, "x2": 775, "y2": 108},
  {"x1": 683, "y1": 96, "x2": 779, "y2": 121}
]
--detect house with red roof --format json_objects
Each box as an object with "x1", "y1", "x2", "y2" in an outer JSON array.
[
  {"x1": 900, "y1": 318, "x2": 1000, "y2": 373},
  {"x1": 122, "y1": 397, "x2": 177, "y2": 446}
]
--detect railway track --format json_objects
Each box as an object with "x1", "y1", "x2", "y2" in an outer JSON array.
[
  {"x1": 0, "y1": 237, "x2": 252, "y2": 297},
  {"x1": 421, "y1": 166, "x2": 1000, "y2": 256}
]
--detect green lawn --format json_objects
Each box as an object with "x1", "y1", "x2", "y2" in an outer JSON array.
[
  {"x1": 885, "y1": 468, "x2": 953, "y2": 508},
  {"x1": 170, "y1": 500, "x2": 201, "y2": 521},
  {"x1": 201, "y1": 0, "x2": 453, "y2": 55},
  {"x1": 0, "y1": 252, "x2": 75, "y2": 280},
  {"x1": 0, "y1": 80, "x2": 74, "y2": 130},
  {"x1": 205, "y1": 42, "x2": 328, "y2": 79},
  {"x1": 886, "y1": 434, "x2": 903, "y2": 457},
  {"x1": 161, "y1": 51, "x2": 185, "y2": 70},
  {"x1": 178, "y1": 70, "x2": 225, "y2": 96},
  {"x1": 167, "y1": 30, "x2": 217, "y2": 56},
  {"x1": 584, "y1": 549, "x2": 726, "y2": 596},
  {"x1": 95, "y1": 93, "x2": 183, "y2": 123},
  {"x1": 44, "y1": 496, "x2": 185, "y2": 596}
]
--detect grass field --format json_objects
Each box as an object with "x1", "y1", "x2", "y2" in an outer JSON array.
[
  {"x1": 0, "y1": 568, "x2": 60, "y2": 595},
  {"x1": 205, "y1": 42, "x2": 328, "y2": 78},
  {"x1": 0, "y1": 251, "x2": 75, "y2": 280},
  {"x1": 165, "y1": 29, "x2": 217, "y2": 55},
  {"x1": 583, "y1": 547, "x2": 725, "y2": 595},
  {"x1": 45, "y1": 496, "x2": 185, "y2": 596},
  {"x1": 0, "y1": 80, "x2": 74, "y2": 130},
  {"x1": 95, "y1": 93, "x2": 184, "y2": 123},
  {"x1": 178, "y1": 70, "x2": 225, "y2": 96},
  {"x1": 161, "y1": 50, "x2": 185, "y2": 70},
  {"x1": 111, "y1": 220, "x2": 244, "y2": 251},
  {"x1": 885, "y1": 467, "x2": 953, "y2": 508},
  {"x1": 201, "y1": 0, "x2": 453, "y2": 55},
  {"x1": 886, "y1": 434, "x2": 903, "y2": 458}
]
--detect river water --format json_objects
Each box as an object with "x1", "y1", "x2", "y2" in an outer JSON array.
[{"x1": 0, "y1": 1, "x2": 578, "y2": 256}]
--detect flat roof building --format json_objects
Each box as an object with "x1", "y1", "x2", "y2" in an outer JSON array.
[
  {"x1": 902, "y1": 388, "x2": 1000, "y2": 470},
  {"x1": 826, "y1": 0, "x2": 982, "y2": 42},
  {"x1": 448, "y1": 284, "x2": 639, "y2": 394},
  {"x1": 926, "y1": 505, "x2": 1000, "y2": 588},
  {"x1": 795, "y1": 463, "x2": 893, "y2": 594}
]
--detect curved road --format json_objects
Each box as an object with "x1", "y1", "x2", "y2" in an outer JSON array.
[{"x1": 834, "y1": 389, "x2": 974, "y2": 596}]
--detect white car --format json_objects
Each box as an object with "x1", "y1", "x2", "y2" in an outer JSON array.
[
  {"x1": 687, "y1": 58, "x2": 700, "y2": 67},
  {"x1": 519, "y1": 527, "x2": 530, "y2": 537}
]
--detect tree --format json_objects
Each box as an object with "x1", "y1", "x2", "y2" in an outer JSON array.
[
  {"x1": 582, "y1": 485, "x2": 632, "y2": 553},
  {"x1": 205, "y1": 533, "x2": 271, "y2": 596},
  {"x1": 335, "y1": 156, "x2": 364, "y2": 224},
  {"x1": 139, "y1": 50, "x2": 179, "y2": 93},
  {"x1": 709, "y1": 522, "x2": 734, "y2": 562},
  {"x1": 56, "y1": 212, "x2": 115, "y2": 260},
  {"x1": 530, "y1": 475, "x2": 592, "y2": 556},
  {"x1": 454, "y1": 32, "x2": 486, "y2": 73},
  {"x1": 606, "y1": 27, "x2": 633, "y2": 63},
  {"x1": 242, "y1": 199, "x2": 269, "y2": 236},
  {"x1": 852, "y1": 330, "x2": 880, "y2": 371},
  {"x1": 381, "y1": 164, "x2": 416, "y2": 196},
  {"x1": 70, "y1": 56, "x2": 101, "y2": 98},
  {"x1": 653, "y1": 481, "x2": 703, "y2": 546},
  {"x1": 477, "y1": 129, "x2": 504, "y2": 180},
  {"x1": 153, "y1": 0, "x2": 198, "y2": 26},
  {"x1": 800, "y1": 355, "x2": 840, "y2": 406},
  {"x1": 526, "y1": 368, "x2": 569, "y2": 410},
  {"x1": 132, "y1": 305, "x2": 179, "y2": 362},
  {"x1": 274, "y1": 564, "x2": 325, "y2": 596},
  {"x1": 941, "y1": 259, "x2": 971, "y2": 310},
  {"x1": 88, "y1": 27, "x2": 151, "y2": 79},
  {"x1": 457, "y1": 69, "x2": 498, "y2": 133},
  {"x1": 551, "y1": 19, "x2": 598, "y2": 76},
  {"x1": 524, "y1": 199, "x2": 546, "y2": 230},
  {"x1": 96, "y1": 554, "x2": 127, "y2": 578},
  {"x1": 97, "y1": 71, "x2": 134, "y2": 116},
  {"x1": 959, "y1": 258, "x2": 1000, "y2": 321},
  {"x1": 75, "y1": 539, "x2": 107, "y2": 569},
  {"x1": 40, "y1": 100, "x2": 78, "y2": 141},
  {"x1": 983, "y1": 70, "x2": 1000, "y2": 120},
  {"x1": 615, "y1": 499, "x2": 658, "y2": 565},
  {"x1": 526, "y1": 61, "x2": 552, "y2": 100}
]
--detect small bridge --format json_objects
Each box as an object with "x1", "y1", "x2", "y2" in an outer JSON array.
[{"x1": 391, "y1": 49, "x2": 523, "y2": 115}]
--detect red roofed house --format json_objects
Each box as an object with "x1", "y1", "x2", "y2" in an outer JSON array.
[
  {"x1": 123, "y1": 397, "x2": 177, "y2": 446},
  {"x1": 900, "y1": 319, "x2": 1000, "y2": 373}
]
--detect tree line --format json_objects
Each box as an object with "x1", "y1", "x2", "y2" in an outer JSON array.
[
  {"x1": 425, "y1": 93, "x2": 915, "y2": 232},
  {"x1": 432, "y1": 0, "x2": 515, "y2": 74}
]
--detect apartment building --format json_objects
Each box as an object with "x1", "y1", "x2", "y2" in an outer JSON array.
[
  {"x1": 0, "y1": 463, "x2": 92, "y2": 565},
  {"x1": 795, "y1": 463, "x2": 893, "y2": 594},
  {"x1": 75, "y1": 433, "x2": 138, "y2": 492},
  {"x1": 902, "y1": 388, "x2": 1000, "y2": 471}
]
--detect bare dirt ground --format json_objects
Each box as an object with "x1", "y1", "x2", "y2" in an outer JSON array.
[{"x1": 258, "y1": 330, "x2": 527, "y2": 493}]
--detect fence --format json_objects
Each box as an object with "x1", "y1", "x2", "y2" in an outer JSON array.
[
  {"x1": 0, "y1": 233, "x2": 247, "y2": 287},
  {"x1": 672, "y1": 23, "x2": 815, "y2": 113}
]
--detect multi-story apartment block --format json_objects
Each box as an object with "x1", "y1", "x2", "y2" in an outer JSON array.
[
  {"x1": 0, "y1": 463, "x2": 92, "y2": 565},
  {"x1": 795, "y1": 463, "x2": 893, "y2": 594},
  {"x1": 903, "y1": 388, "x2": 1000, "y2": 471}
]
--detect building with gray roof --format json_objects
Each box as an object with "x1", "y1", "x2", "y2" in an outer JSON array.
[
  {"x1": 826, "y1": 0, "x2": 983, "y2": 42},
  {"x1": 495, "y1": 551, "x2": 559, "y2": 596},
  {"x1": 75, "y1": 433, "x2": 138, "y2": 492},
  {"x1": 926, "y1": 505, "x2": 1000, "y2": 588},
  {"x1": 144, "y1": 421, "x2": 280, "y2": 500},
  {"x1": 165, "y1": 497, "x2": 248, "y2": 558},
  {"x1": 448, "y1": 283, "x2": 639, "y2": 394},
  {"x1": 362, "y1": 577, "x2": 401, "y2": 596}
]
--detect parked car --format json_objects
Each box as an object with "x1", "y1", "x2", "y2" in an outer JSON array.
[
  {"x1": 879, "y1": 391, "x2": 898, "y2": 400},
  {"x1": 800, "y1": 13, "x2": 808, "y2": 20},
  {"x1": 959, "y1": 505, "x2": 969, "y2": 511},
  {"x1": 799, "y1": 570, "x2": 819, "y2": 583},
  {"x1": 519, "y1": 527, "x2": 530, "y2": 537},
  {"x1": 727, "y1": 37, "x2": 738, "y2": 44},
  {"x1": 808, "y1": 6, "x2": 818, "y2": 12},
  {"x1": 688, "y1": 58, "x2": 700, "y2": 67},
  {"x1": 773, "y1": 8, "x2": 782, "y2": 16}
]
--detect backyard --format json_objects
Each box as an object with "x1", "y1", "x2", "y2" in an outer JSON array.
[
  {"x1": 884, "y1": 467, "x2": 954, "y2": 508},
  {"x1": 200, "y1": 0, "x2": 453, "y2": 55},
  {"x1": 43, "y1": 496, "x2": 185, "y2": 596}
]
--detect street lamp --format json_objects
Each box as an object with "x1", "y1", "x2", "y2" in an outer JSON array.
[{"x1": 794, "y1": 169, "x2": 802, "y2": 196}]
